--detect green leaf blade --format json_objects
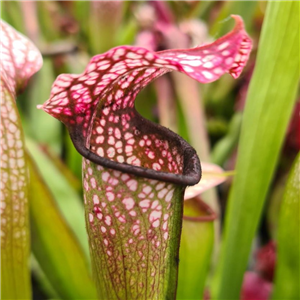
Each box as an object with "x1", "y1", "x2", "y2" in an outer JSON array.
[
  {"x1": 27, "y1": 153, "x2": 97, "y2": 299},
  {"x1": 177, "y1": 197, "x2": 214, "y2": 300},
  {"x1": 26, "y1": 138, "x2": 89, "y2": 257},
  {"x1": 272, "y1": 154, "x2": 300, "y2": 299},
  {"x1": 212, "y1": 2, "x2": 300, "y2": 299}
]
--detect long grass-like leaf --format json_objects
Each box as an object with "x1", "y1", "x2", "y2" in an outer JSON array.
[
  {"x1": 272, "y1": 153, "x2": 299, "y2": 299},
  {"x1": 26, "y1": 139, "x2": 89, "y2": 257},
  {"x1": 27, "y1": 152, "x2": 97, "y2": 299},
  {"x1": 212, "y1": 2, "x2": 299, "y2": 298},
  {"x1": 177, "y1": 197, "x2": 214, "y2": 299}
]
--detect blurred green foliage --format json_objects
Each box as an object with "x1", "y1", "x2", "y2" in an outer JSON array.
[{"x1": 1, "y1": 1, "x2": 299, "y2": 299}]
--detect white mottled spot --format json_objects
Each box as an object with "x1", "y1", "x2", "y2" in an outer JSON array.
[
  {"x1": 183, "y1": 66, "x2": 193, "y2": 72},
  {"x1": 122, "y1": 197, "x2": 135, "y2": 210},
  {"x1": 127, "y1": 138, "x2": 135, "y2": 145},
  {"x1": 97, "y1": 147, "x2": 104, "y2": 156},
  {"x1": 222, "y1": 50, "x2": 230, "y2": 56},
  {"x1": 106, "y1": 192, "x2": 115, "y2": 202},
  {"x1": 132, "y1": 224, "x2": 140, "y2": 235},
  {"x1": 105, "y1": 216, "x2": 112, "y2": 226},
  {"x1": 182, "y1": 60, "x2": 202, "y2": 67},
  {"x1": 152, "y1": 220, "x2": 160, "y2": 228},
  {"x1": 149, "y1": 211, "x2": 162, "y2": 223},
  {"x1": 125, "y1": 132, "x2": 133, "y2": 140},
  {"x1": 129, "y1": 210, "x2": 136, "y2": 217},
  {"x1": 101, "y1": 226, "x2": 107, "y2": 233},
  {"x1": 107, "y1": 147, "x2": 116, "y2": 158},
  {"x1": 90, "y1": 178, "x2": 97, "y2": 189},
  {"x1": 127, "y1": 179, "x2": 138, "y2": 191},
  {"x1": 148, "y1": 151, "x2": 155, "y2": 159},
  {"x1": 117, "y1": 155, "x2": 125, "y2": 163},
  {"x1": 102, "y1": 172, "x2": 110, "y2": 182},
  {"x1": 235, "y1": 53, "x2": 242, "y2": 62},
  {"x1": 108, "y1": 136, "x2": 115, "y2": 145},
  {"x1": 89, "y1": 213, "x2": 94, "y2": 222},
  {"x1": 127, "y1": 52, "x2": 142, "y2": 59},
  {"x1": 158, "y1": 188, "x2": 168, "y2": 199},
  {"x1": 143, "y1": 186, "x2": 152, "y2": 195},
  {"x1": 139, "y1": 199, "x2": 150, "y2": 208},
  {"x1": 93, "y1": 194, "x2": 100, "y2": 204},
  {"x1": 121, "y1": 82, "x2": 129, "y2": 89},
  {"x1": 99, "y1": 64, "x2": 110, "y2": 70},
  {"x1": 145, "y1": 52, "x2": 154, "y2": 60},
  {"x1": 115, "y1": 141, "x2": 123, "y2": 149},
  {"x1": 125, "y1": 145, "x2": 133, "y2": 153},
  {"x1": 202, "y1": 71, "x2": 213, "y2": 79},
  {"x1": 225, "y1": 57, "x2": 233, "y2": 65},
  {"x1": 118, "y1": 215, "x2": 126, "y2": 223},
  {"x1": 152, "y1": 163, "x2": 161, "y2": 171},
  {"x1": 214, "y1": 68, "x2": 223, "y2": 75},
  {"x1": 151, "y1": 200, "x2": 159, "y2": 209},
  {"x1": 203, "y1": 61, "x2": 213, "y2": 68},
  {"x1": 218, "y1": 42, "x2": 229, "y2": 51},
  {"x1": 138, "y1": 192, "x2": 146, "y2": 199},
  {"x1": 163, "y1": 221, "x2": 168, "y2": 230},
  {"x1": 115, "y1": 128, "x2": 121, "y2": 139},
  {"x1": 156, "y1": 182, "x2": 165, "y2": 191},
  {"x1": 165, "y1": 189, "x2": 174, "y2": 202},
  {"x1": 121, "y1": 174, "x2": 130, "y2": 181},
  {"x1": 108, "y1": 177, "x2": 119, "y2": 186}
]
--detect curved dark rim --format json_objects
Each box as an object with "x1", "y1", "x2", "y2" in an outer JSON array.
[
  {"x1": 183, "y1": 195, "x2": 217, "y2": 222},
  {"x1": 69, "y1": 126, "x2": 201, "y2": 186}
]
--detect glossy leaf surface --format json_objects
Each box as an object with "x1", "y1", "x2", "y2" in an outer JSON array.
[
  {"x1": 212, "y1": 2, "x2": 299, "y2": 299},
  {"x1": 0, "y1": 20, "x2": 42, "y2": 299}
]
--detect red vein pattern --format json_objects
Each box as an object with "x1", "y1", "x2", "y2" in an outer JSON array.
[
  {"x1": 0, "y1": 20, "x2": 42, "y2": 298},
  {"x1": 39, "y1": 15, "x2": 252, "y2": 298},
  {"x1": 83, "y1": 160, "x2": 184, "y2": 298},
  {"x1": 39, "y1": 16, "x2": 251, "y2": 166}
]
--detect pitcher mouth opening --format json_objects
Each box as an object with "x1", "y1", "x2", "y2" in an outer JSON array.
[{"x1": 69, "y1": 116, "x2": 201, "y2": 186}]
